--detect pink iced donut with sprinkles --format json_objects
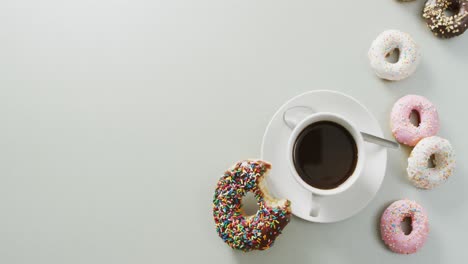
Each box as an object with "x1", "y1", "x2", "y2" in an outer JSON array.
[
  {"x1": 390, "y1": 95, "x2": 440, "y2": 146},
  {"x1": 380, "y1": 200, "x2": 429, "y2": 254}
]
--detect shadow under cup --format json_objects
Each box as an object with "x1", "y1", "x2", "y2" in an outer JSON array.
[{"x1": 292, "y1": 120, "x2": 359, "y2": 191}]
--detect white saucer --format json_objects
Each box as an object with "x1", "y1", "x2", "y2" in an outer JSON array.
[{"x1": 261, "y1": 90, "x2": 387, "y2": 223}]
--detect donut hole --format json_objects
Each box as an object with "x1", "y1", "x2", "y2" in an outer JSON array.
[
  {"x1": 409, "y1": 110, "x2": 421, "y2": 127},
  {"x1": 401, "y1": 216, "x2": 413, "y2": 235},
  {"x1": 241, "y1": 192, "x2": 260, "y2": 216},
  {"x1": 444, "y1": 9, "x2": 456, "y2": 17},
  {"x1": 428, "y1": 154, "x2": 437, "y2": 168},
  {"x1": 385, "y1": 48, "x2": 400, "y2": 63},
  {"x1": 444, "y1": 6, "x2": 458, "y2": 17}
]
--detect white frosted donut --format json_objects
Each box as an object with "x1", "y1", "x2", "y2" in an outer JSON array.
[
  {"x1": 407, "y1": 136, "x2": 456, "y2": 189},
  {"x1": 368, "y1": 30, "x2": 421, "y2": 81}
]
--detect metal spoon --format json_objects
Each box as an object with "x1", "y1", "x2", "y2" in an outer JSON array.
[{"x1": 361, "y1": 132, "x2": 399, "y2": 149}]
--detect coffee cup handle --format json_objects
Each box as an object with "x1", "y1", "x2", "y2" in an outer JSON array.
[
  {"x1": 283, "y1": 106, "x2": 315, "y2": 130},
  {"x1": 310, "y1": 193, "x2": 321, "y2": 217}
]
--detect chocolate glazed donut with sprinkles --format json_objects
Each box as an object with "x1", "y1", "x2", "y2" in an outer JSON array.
[
  {"x1": 213, "y1": 160, "x2": 291, "y2": 251},
  {"x1": 423, "y1": 0, "x2": 468, "y2": 38}
]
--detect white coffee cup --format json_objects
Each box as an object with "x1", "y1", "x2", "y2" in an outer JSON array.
[{"x1": 283, "y1": 107, "x2": 366, "y2": 217}]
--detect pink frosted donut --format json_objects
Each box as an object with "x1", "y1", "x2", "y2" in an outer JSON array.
[
  {"x1": 390, "y1": 95, "x2": 439, "y2": 146},
  {"x1": 380, "y1": 200, "x2": 429, "y2": 254}
]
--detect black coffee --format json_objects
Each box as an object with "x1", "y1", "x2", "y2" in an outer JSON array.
[{"x1": 293, "y1": 121, "x2": 358, "y2": 190}]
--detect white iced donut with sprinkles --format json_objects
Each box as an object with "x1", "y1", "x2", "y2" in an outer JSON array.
[
  {"x1": 368, "y1": 30, "x2": 421, "y2": 81},
  {"x1": 380, "y1": 200, "x2": 429, "y2": 254},
  {"x1": 407, "y1": 136, "x2": 455, "y2": 189}
]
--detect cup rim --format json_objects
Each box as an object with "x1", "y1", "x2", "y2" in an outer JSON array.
[{"x1": 287, "y1": 112, "x2": 365, "y2": 196}]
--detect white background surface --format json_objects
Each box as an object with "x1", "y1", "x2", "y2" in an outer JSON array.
[{"x1": 0, "y1": 1, "x2": 466, "y2": 263}]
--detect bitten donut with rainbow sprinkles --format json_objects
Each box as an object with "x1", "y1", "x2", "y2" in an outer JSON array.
[
  {"x1": 213, "y1": 160, "x2": 291, "y2": 251},
  {"x1": 368, "y1": 30, "x2": 421, "y2": 81},
  {"x1": 408, "y1": 136, "x2": 455, "y2": 189},
  {"x1": 391, "y1": 95, "x2": 440, "y2": 146},
  {"x1": 380, "y1": 200, "x2": 429, "y2": 254}
]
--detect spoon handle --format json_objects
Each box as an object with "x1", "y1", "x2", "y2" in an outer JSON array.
[{"x1": 361, "y1": 132, "x2": 399, "y2": 149}]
